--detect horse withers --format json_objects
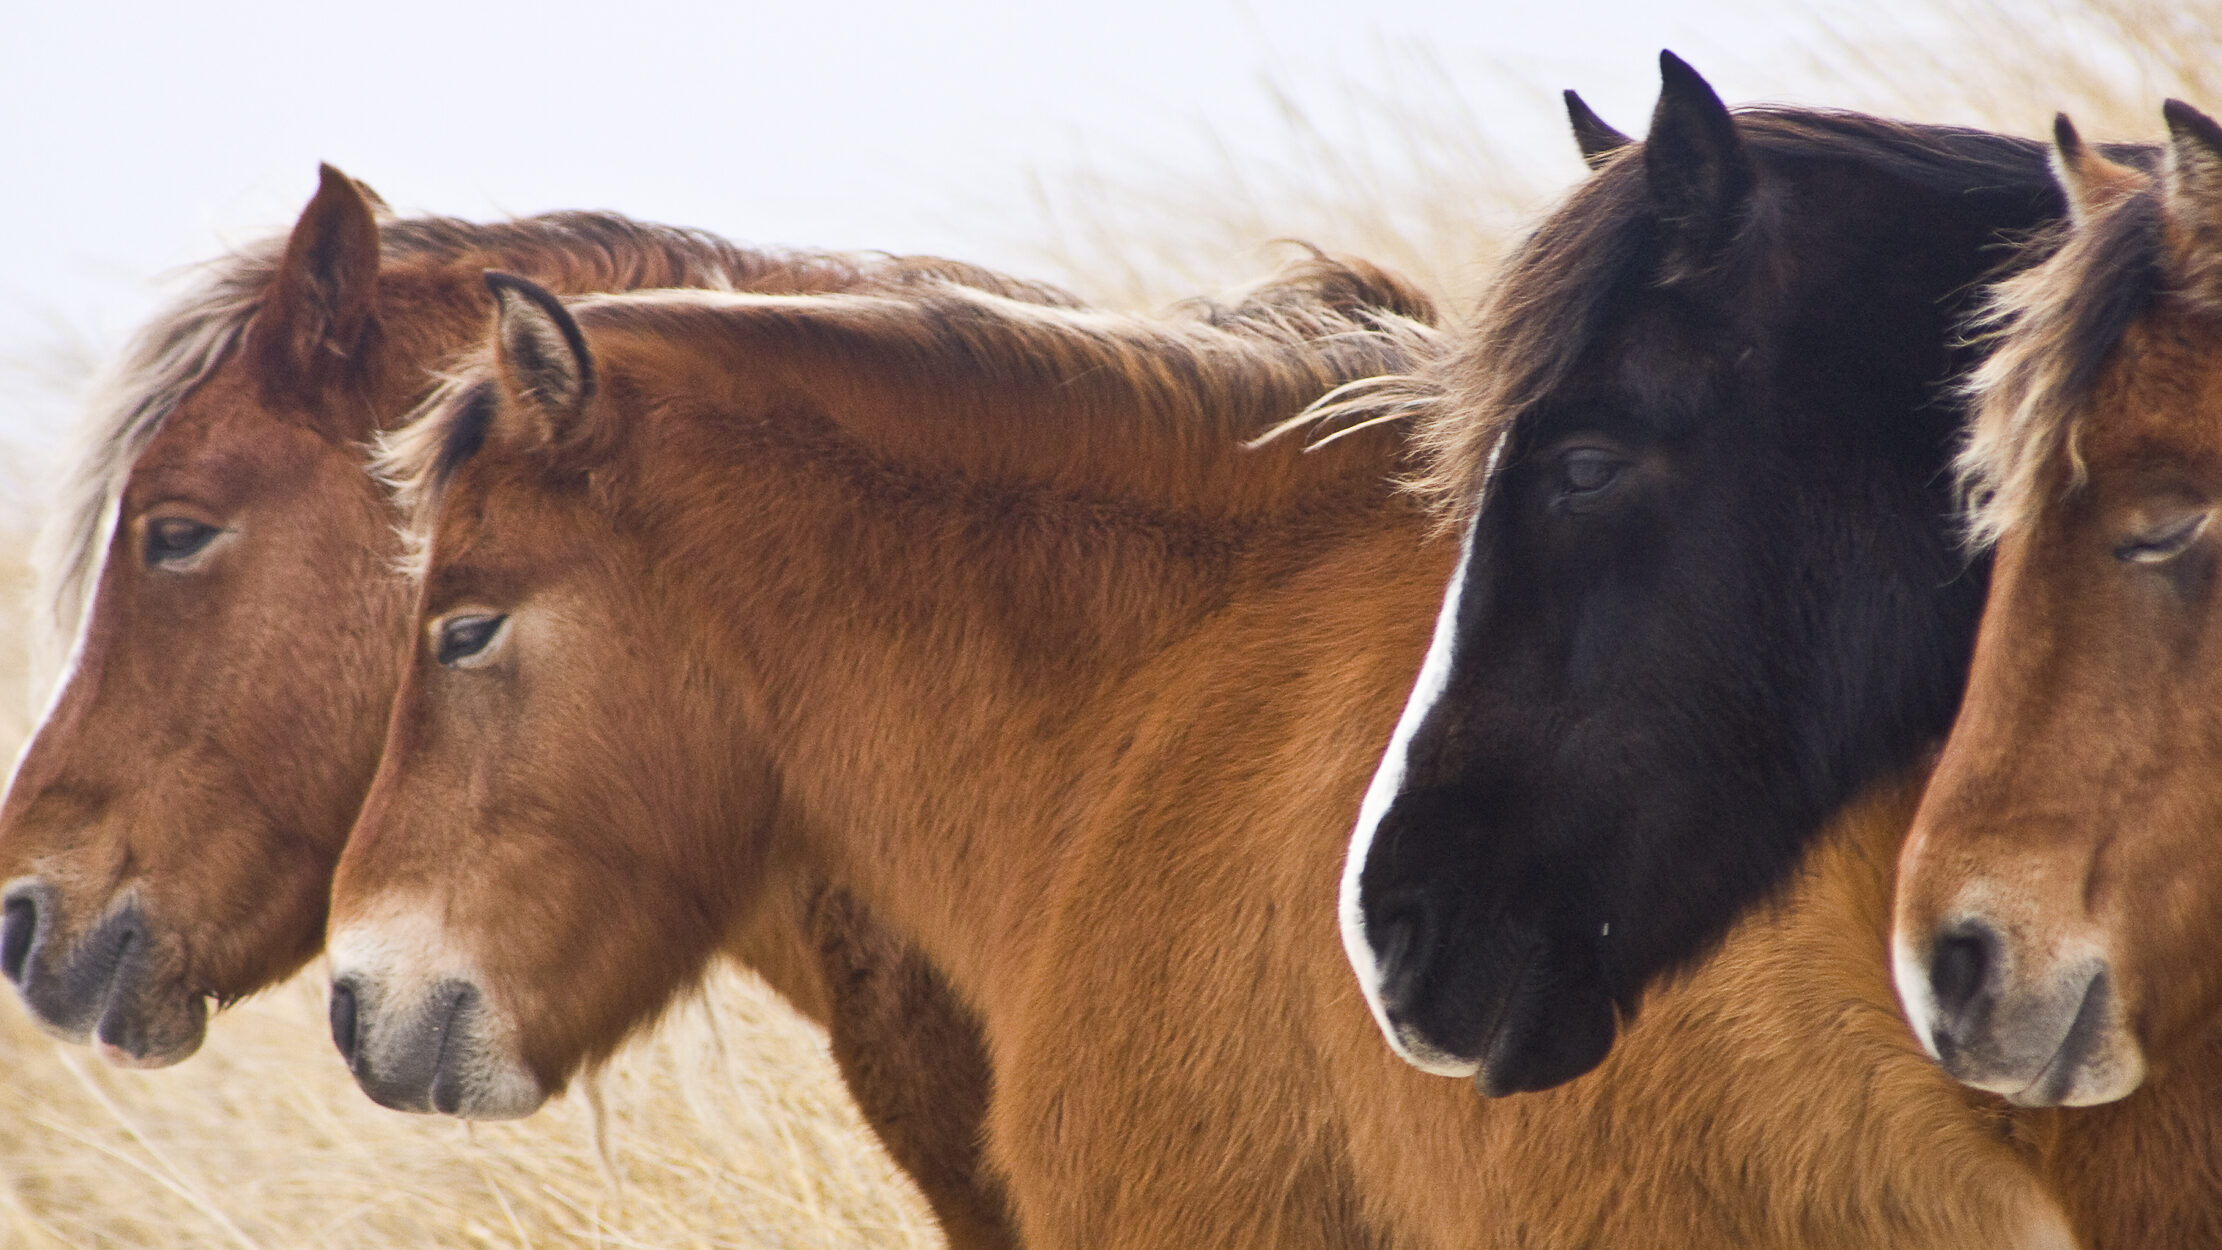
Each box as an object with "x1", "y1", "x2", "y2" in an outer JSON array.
[{"x1": 1894, "y1": 102, "x2": 2222, "y2": 1116}]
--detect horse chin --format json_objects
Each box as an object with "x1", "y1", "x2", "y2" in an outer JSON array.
[
  {"x1": 2, "y1": 884, "x2": 208, "y2": 1066},
  {"x1": 1476, "y1": 974, "x2": 1618, "y2": 1097},
  {"x1": 90, "y1": 984, "x2": 209, "y2": 1068},
  {"x1": 1988, "y1": 989, "x2": 2147, "y2": 1110},
  {"x1": 1374, "y1": 910, "x2": 1618, "y2": 1094},
  {"x1": 1923, "y1": 954, "x2": 2147, "y2": 1108},
  {"x1": 329, "y1": 971, "x2": 549, "y2": 1121}
]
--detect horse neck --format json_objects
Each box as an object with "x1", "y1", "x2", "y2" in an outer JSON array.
[
  {"x1": 360, "y1": 237, "x2": 936, "y2": 435},
  {"x1": 649, "y1": 362, "x2": 1407, "y2": 995}
]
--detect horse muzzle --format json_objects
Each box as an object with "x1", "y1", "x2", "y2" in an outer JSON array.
[
  {"x1": 1896, "y1": 916, "x2": 2145, "y2": 1107},
  {"x1": 1361, "y1": 889, "x2": 1618, "y2": 1095},
  {"x1": 1, "y1": 879, "x2": 207, "y2": 1066},
  {"x1": 326, "y1": 966, "x2": 545, "y2": 1120}
]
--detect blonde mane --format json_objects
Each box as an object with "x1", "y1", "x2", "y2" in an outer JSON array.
[{"x1": 1957, "y1": 181, "x2": 2173, "y2": 549}]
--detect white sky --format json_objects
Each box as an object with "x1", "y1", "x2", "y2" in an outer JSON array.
[{"x1": 3, "y1": 0, "x2": 1927, "y2": 466}]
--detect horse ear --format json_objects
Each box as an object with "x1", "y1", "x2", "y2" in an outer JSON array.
[
  {"x1": 2052, "y1": 114, "x2": 2146, "y2": 226},
  {"x1": 350, "y1": 175, "x2": 391, "y2": 214},
  {"x1": 1565, "y1": 91, "x2": 1632, "y2": 171},
  {"x1": 255, "y1": 163, "x2": 382, "y2": 403},
  {"x1": 2163, "y1": 99, "x2": 2222, "y2": 236},
  {"x1": 485, "y1": 271, "x2": 596, "y2": 448},
  {"x1": 1643, "y1": 51, "x2": 1753, "y2": 274}
]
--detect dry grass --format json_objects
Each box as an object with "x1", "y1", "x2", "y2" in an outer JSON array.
[
  {"x1": 1020, "y1": 47, "x2": 1559, "y2": 312},
  {"x1": 0, "y1": 540, "x2": 938, "y2": 1245},
  {"x1": 1799, "y1": 0, "x2": 2222, "y2": 144},
  {"x1": 1021, "y1": 0, "x2": 2222, "y2": 316},
  {"x1": 0, "y1": 938, "x2": 942, "y2": 1249},
  {"x1": 8, "y1": 1, "x2": 2222, "y2": 1245},
  {"x1": 0, "y1": 551, "x2": 937, "y2": 1247}
]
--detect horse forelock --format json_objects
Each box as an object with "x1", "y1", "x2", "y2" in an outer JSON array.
[
  {"x1": 1959, "y1": 184, "x2": 2172, "y2": 551},
  {"x1": 1406, "y1": 163, "x2": 1649, "y2": 526},
  {"x1": 1406, "y1": 107, "x2": 2070, "y2": 528},
  {"x1": 375, "y1": 256, "x2": 1437, "y2": 579},
  {"x1": 370, "y1": 368, "x2": 498, "y2": 582}
]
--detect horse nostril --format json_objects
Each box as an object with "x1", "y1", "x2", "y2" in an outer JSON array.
[
  {"x1": 2, "y1": 893, "x2": 36, "y2": 985},
  {"x1": 329, "y1": 978, "x2": 360, "y2": 1063},
  {"x1": 1930, "y1": 923, "x2": 1997, "y2": 1022}
]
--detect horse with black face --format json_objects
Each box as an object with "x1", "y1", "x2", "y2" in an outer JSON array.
[
  {"x1": 1343, "y1": 52, "x2": 2104, "y2": 1094},
  {"x1": 0, "y1": 164, "x2": 1156, "y2": 1250}
]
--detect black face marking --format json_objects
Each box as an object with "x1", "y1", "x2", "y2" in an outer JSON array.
[{"x1": 1353, "y1": 83, "x2": 2091, "y2": 1093}]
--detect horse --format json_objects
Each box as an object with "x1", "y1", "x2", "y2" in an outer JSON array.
[
  {"x1": 1336, "y1": 51, "x2": 2139, "y2": 1096},
  {"x1": 324, "y1": 211, "x2": 2138, "y2": 1245},
  {"x1": 1892, "y1": 99, "x2": 2222, "y2": 1145},
  {"x1": 0, "y1": 162, "x2": 1251, "y2": 1250}
]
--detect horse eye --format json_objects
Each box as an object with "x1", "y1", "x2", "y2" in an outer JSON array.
[
  {"x1": 1559, "y1": 449, "x2": 1627, "y2": 499},
  {"x1": 2114, "y1": 513, "x2": 2209, "y2": 564},
  {"x1": 144, "y1": 518, "x2": 223, "y2": 569},
  {"x1": 435, "y1": 614, "x2": 509, "y2": 668}
]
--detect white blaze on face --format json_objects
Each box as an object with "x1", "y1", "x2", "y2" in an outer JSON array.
[
  {"x1": 1340, "y1": 520, "x2": 1481, "y2": 1077},
  {"x1": 326, "y1": 900, "x2": 489, "y2": 1006},
  {"x1": 5, "y1": 496, "x2": 120, "y2": 802}
]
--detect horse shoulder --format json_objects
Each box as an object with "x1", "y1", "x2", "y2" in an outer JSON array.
[
  {"x1": 1329, "y1": 772, "x2": 2073, "y2": 1248},
  {"x1": 983, "y1": 528, "x2": 1438, "y2": 1249}
]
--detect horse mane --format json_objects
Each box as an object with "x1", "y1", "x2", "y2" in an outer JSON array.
[
  {"x1": 33, "y1": 208, "x2": 1084, "y2": 681},
  {"x1": 1303, "y1": 108, "x2": 2075, "y2": 528},
  {"x1": 1957, "y1": 176, "x2": 2174, "y2": 550},
  {"x1": 377, "y1": 252, "x2": 1439, "y2": 567}
]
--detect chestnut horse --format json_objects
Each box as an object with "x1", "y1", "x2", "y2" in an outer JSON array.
[
  {"x1": 1894, "y1": 99, "x2": 2222, "y2": 1140},
  {"x1": 0, "y1": 163, "x2": 1238, "y2": 1249},
  {"x1": 326, "y1": 259, "x2": 2101, "y2": 1244}
]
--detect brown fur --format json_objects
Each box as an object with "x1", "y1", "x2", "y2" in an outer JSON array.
[
  {"x1": 341, "y1": 273, "x2": 2222, "y2": 1246},
  {"x1": 1897, "y1": 106, "x2": 2222, "y2": 1212},
  {"x1": 2, "y1": 167, "x2": 1222, "y2": 1248}
]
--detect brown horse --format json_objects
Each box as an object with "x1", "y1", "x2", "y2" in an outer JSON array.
[
  {"x1": 0, "y1": 163, "x2": 1202, "y2": 1250},
  {"x1": 1894, "y1": 99, "x2": 2222, "y2": 1137},
  {"x1": 328, "y1": 263, "x2": 2115, "y2": 1246}
]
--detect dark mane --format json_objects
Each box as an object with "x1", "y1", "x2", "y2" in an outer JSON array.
[
  {"x1": 1960, "y1": 176, "x2": 2170, "y2": 547},
  {"x1": 1400, "y1": 108, "x2": 2086, "y2": 521}
]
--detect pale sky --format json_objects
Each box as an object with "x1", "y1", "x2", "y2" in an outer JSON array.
[{"x1": 3, "y1": 0, "x2": 1932, "y2": 469}]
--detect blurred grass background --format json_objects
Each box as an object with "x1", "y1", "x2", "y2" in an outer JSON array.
[{"x1": 3, "y1": 2, "x2": 2218, "y2": 1244}]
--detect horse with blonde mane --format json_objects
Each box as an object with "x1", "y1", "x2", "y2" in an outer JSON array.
[
  {"x1": 319, "y1": 114, "x2": 2190, "y2": 1248},
  {"x1": 0, "y1": 163, "x2": 1240, "y2": 1249},
  {"x1": 1890, "y1": 102, "x2": 2222, "y2": 1245}
]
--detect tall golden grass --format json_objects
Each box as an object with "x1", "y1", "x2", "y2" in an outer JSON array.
[
  {"x1": 0, "y1": 510, "x2": 936, "y2": 1240},
  {"x1": 8, "y1": 2, "x2": 2222, "y2": 1245}
]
